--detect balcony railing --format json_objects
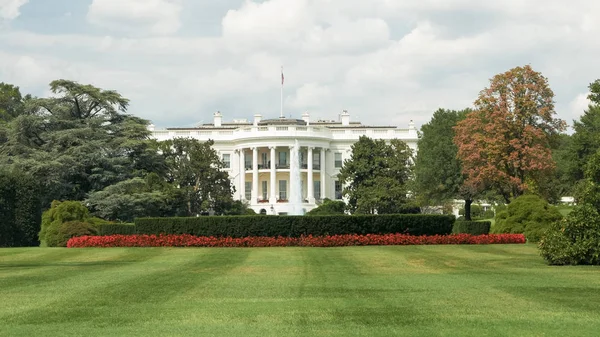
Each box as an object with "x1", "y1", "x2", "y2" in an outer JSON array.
[{"x1": 153, "y1": 125, "x2": 415, "y2": 142}]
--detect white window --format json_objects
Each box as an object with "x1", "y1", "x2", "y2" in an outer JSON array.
[
  {"x1": 261, "y1": 152, "x2": 268, "y2": 168},
  {"x1": 222, "y1": 154, "x2": 231, "y2": 169},
  {"x1": 279, "y1": 180, "x2": 287, "y2": 200},
  {"x1": 300, "y1": 152, "x2": 307, "y2": 169},
  {"x1": 245, "y1": 154, "x2": 252, "y2": 170},
  {"x1": 313, "y1": 151, "x2": 320, "y2": 169},
  {"x1": 262, "y1": 181, "x2": 268, "y2": 200},
  {"x1": 335, "y1": 180, "x2": 342, "y2": 200},
  {"x1": 334, "y1": 152, "x2": 343, "y2": 168},
  {"x1": 245, "y1": 182, "x2": 251, "y2": 200},
  {"x1": 314, "y1": 181, "x2": 321, "y2": 200},
  {"x1": 278, "y1": 152, "x2": 288, "y2": 168}
]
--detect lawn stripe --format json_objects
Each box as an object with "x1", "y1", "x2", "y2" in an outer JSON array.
[
  {"x1": 2, "y1": 248, "x2": 250, "y2": 328},
  {"x1": 2, "y1": 246, "x2": 600, "y2": 337}
]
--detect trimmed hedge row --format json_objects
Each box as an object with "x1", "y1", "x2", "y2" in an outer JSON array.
[
  {"x1": 452, "y1": 221, "x2": 491, "y2": 235},
  {"x1": 0, "y1": 171, "x2": 42, "y2": 247},
  {"x1": 98, "y1": 223, "x2": 136, "y2": 236},
  {"x1": 134, "y1": 214, "x2": 455, "y2": 237}
]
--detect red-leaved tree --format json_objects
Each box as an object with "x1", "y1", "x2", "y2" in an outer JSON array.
[{"x1": 454, "y1": 65, "x2": 566, "y2": 203}]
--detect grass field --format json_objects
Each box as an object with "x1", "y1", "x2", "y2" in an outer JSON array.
[{"x1": 1, "y1": 245, "x2": 599, "y2": 337}]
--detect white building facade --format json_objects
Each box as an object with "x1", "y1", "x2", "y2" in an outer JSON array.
[{"x1": 151, "y1": 110, "x2": 418, "y2": 215}]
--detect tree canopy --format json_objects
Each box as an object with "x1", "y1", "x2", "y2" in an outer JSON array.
[
  {"x1": 158, "y1": 138, "x2": 235, "y2": 216},
  {"x1": 0, "y1": 82, "x2": 28, "y2": 123},
  {"x1": 0, "y1": 80, "x2": 239, "y2": 225},
  {"x1": 414, "y1": 109, "x2": 469, "y2": 197},
  {"x1": 454, "y1": 65, "x2": 566, "y2": 203},
  {"x1": 568, "y1": 80, "x2": 600, "y2": 185},
  {"x1": 0, "y1": 80, "x2": 161, "y2": 205},
  {"x1": 338, "y1": 136, "x2": 414, "y2": 214},
  {"x1": 414, "y1": 108, "x2": 483, "y2": 219}
]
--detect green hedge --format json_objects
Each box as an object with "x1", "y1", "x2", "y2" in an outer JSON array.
[
  {"x1": 0, "y1": 171, "x2": 41, "y2": 247},
  {"x1": 134, "y1": 214, "x2": 455, "y2": 237},
  {"x1": 452, "y1": 221, "x2": 491, "y2": 235},
  {"x1": 98, "y1": 223, "x2": 136, "y2": 236}
]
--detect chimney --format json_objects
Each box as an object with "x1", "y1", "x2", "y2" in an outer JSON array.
[
  {"x1": 408, "y1": 119, "x2": 417, "y2": 137},
  {"x1": 301, "y1": 111, "x2": 310, "y2": 125},
  {"x1": 253, "y1": 114, "x2": 262, "y2": 126},
  {"x1": 214, "y1": 111, "x2": 222, "y2": 127},
  {"x1": 341, "y1": 110, "x2": 350, "y2": 126}
]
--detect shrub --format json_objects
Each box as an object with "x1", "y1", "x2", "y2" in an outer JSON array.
[
  {"x1": 539, "y1": 204, "x2": 600, "y2": 265},
  {"x1": 134, "y1": 214, "x2": 455, "y2": 238},
  {"x1": 306, "y1": 199, "x2": 346, "y2": 216},
  {"x1": 452, "y1": 221, "x2": 491, "y2": 235},
  {"x1": 493, "y1": 195, "x2": 563, "y2": 242},
  {"x1": 98, "y1": 223, "x2": 136, "y2": 235},
  {"x1": 67, "y1": 233, "x2": 526, "y2": 248},
  {"x1": 0, "y1": 171, "x2": 42, "y2": 247},
  {"x1": 40, "y1": 201, "x2": 98, "y2": 247},
  {"x1": 482, "y1": 209, "x2": 495, "y2": 219},
  {"x1": 55, "y1": 221, "x2": 99, "y2": 247}
]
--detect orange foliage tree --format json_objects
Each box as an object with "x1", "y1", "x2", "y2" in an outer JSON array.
[{"x1": 454, "y1": 65, "x2": 566, "y2": 203}]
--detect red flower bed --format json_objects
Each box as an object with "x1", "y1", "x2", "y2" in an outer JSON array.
[{"x1": 67, "y1": 233, "x2": 526, "y2": 248}]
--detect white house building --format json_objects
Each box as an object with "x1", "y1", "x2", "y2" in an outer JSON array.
[{"x1": 150, "y1": 110, "x2": 418, "y2": 215}]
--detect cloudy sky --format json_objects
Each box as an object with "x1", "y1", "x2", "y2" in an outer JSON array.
[{"x1": 0, "y1": 0, "x2": 598, "y2": 129}]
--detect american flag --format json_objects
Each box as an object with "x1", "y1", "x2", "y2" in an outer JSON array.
[{"x1": 281, "y1": 67, "x2": 284, "y2": 86}]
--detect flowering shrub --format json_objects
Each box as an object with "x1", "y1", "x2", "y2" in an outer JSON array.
[{"x1": 67, "y1": 233, "x2": 525, "y2": 248}]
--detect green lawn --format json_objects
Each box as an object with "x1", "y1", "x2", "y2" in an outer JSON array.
[{"x1": 1, "y1": 245, "x2": 599, "y2": 337}]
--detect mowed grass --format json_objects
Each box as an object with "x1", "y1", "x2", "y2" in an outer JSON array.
[{"x1": 1, "y1": 245, "x2": 599, "y2": 337}]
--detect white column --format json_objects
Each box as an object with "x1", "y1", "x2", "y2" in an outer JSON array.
[
  {"x1": 252, "y1": 147, "x2": 258, "y2": 204},
  {"x1": 270, "y1": 146, "x2": 276, "y2": 203},
  {"x1": 320, "y1": 148, "x2": 326, "y2": 200},
  {"x1": 289, "y1": 145, "x2": 296, "y2": 202},
  {"x1": 307, "y1": 147, "x2": 314, "y2": 203},
  {"x1": 239, "y1": 148, "x2": 245, "y2": 200}
]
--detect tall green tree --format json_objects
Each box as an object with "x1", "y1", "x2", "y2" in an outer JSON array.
[
  {"x1": 0, "y1": 83, "x2": 27, "y2": 122},
  {"x1": 568, "y1": 80, "x2": 600, "y2": 185},
  {"x1": 545, "y1": 133, "x2": 577, "y2": 200},
  {"x1": 454, "y1": 65, "x2": 566, "y2": 203},
  {"x1": 588, "y1": 79, "x2": 600, "y2": 105},
  {"x1": 158, "y1": 138, "x2": 234, "y2": 216},
  {"x1": 338, "y1": 136, "x2": 413, "y2": 214},
  {"x1": 414, "y1": 108, "x2": 480, "y2": 219},
  {"x1": 85, "y1": 173, "x2": 186, "y2": 222},
  {"x1": 0, "y1": 80, "x2": 161, "y2": 205}
]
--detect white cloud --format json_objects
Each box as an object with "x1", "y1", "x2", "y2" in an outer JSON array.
[
  {"x1": 569, "y1": 93, "x2": 591, "y2": 119},
  {"x1": 0, "y1": 0, "x2": 28, "y2": 20},
  {"x1": 87, "y1": 0, "x2": 183, "y2": 36},
  {"x1": 221, "y1": 0, "x2": 389, "y2": 55},
  {"x1": 288, "y1": 83, "x2": 332, "y2": 109},
  {"x1": 1, "y1": 0, "x2": 600, "y2": 129}
]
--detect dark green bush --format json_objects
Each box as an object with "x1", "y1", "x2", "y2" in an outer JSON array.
[
  {"x1": 539, "y1": 205, "x2": 600, "y2": 265},
  {"x1": 135, "y1": 214, "x2": 455, "y2": 237},
  {"x1": 0, "y1": 171, "x2": 42, "y2": 247},
  {"x1": 493, "y1": 195, "x2": 563, "y2": 242},
  {"x1": 39, "y1": 201, "x2": 102, "y2": 247},
  {"x1": 452, "y1": 221, "x2": 491, "y2": 235},
  {"x1": 98, "y1": 223, "x2": 136, "y2": 235},
  {"x1": 482, "y1": 210, "x2": 495, "y2": 219},
  {"x1": 306, "y1": 199, "x2": 346, "y2": 216},
  {"x1": 56, "y1": 221, "x2": 99, "y2": 247}
]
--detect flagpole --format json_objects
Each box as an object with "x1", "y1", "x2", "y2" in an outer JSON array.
[{"x1": 280, "y1": 66, "x2": 284, "y2": 119}]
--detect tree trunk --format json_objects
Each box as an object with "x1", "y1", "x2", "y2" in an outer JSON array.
[{"x1": 464, "y1": 199, "x2": 472, "y2": 221}]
